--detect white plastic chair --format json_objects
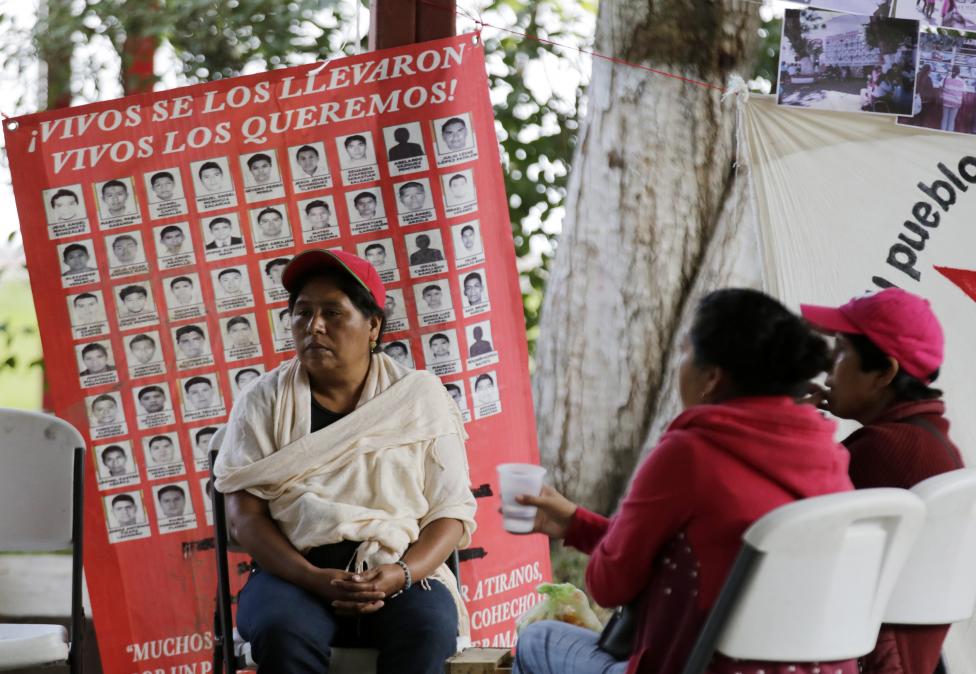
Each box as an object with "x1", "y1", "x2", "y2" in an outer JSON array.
[
  {"x1": 0, "y1": 408, "x2": 86, "y2": 672},
  {"x1": 884, "y1": 468, "x2": 976, "y2": 625},
  {"x1": 680, "y1": 488, "x2": 926, "y2": 674}
]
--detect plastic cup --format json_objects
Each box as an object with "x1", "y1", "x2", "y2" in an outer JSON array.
[{"x1": 497, "y1": 463, "x2": 547, "y2": 534}]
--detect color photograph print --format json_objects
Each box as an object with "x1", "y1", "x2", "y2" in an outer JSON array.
[
  {"x1": 94, "y1": 176, "x2": 142, "y2": 229},
  {"x1": 393, "y1": 178, "x2": 437, "y2": 226},
  {"x1": 894, "y1": 0, "x2": 976, "y2": 29},
  {"x1": 249, "y1": 204, "x2": 295, "y2": 253},
  {"x1": 152, "y1": 480, "x2": 198, "y2": 534},
  {"x1": 202, "y1": 213, "x2": 247, "y2": 261},
  {"x1": 383, "y1": 288, "x2": 410, "y2": 334},
  {"x1": 382, "y1": 339, "x2": 415, "y2": 368},
  {"x1": 190, "y1": 156, "x2": 238, "y2": 212},
  {"x1": 179, "y1": 373, "x2": 226, "y2": 422},
  {"x1": 132, "y1": 382, "x2": 176, "y2": 430},
  {"x1": 413, "y1": 279, "x2": 456, "y2": 327},
  {"x1": 289, "y1": 142, "x2": 333, "y2": 192},
  {"x1": 230, "y1": 364, "x2": 265, "y2": 400},
  {"x1": 357, "y1": 238, "x2": 400, "y2": 284},
  {"x1": 105, "y1": 231, "x2": 150, "y2": 279},
  {"x1": 58, "y1": 240, "x2": 100, "y2": 288},
  {"x1": 172, "y1": 322, "x2": 215, "y2": 371},
  {"x1": 345, "y1": 188, "x2": 389, "y2": 235},
  {"x1": 125, "y1": 331, "x2": 165, "y2": 379},
  {"x1": 383, "y1": 122, "x2": 430, "y2": 176},
  {"x1": 777, "y1": 9, "x2": 920, "y2": 116},
  {"x1": 94, "y1": 440, "x2": 139, "y2": 490},
  {"x1": 299, "y1": 196, "x2": 340, "y2": 243},
  {"x1": 443, "y1": 381, "x2": 472, "y2": 423},
  {"x1": 221, "y1": 313, "x2": 263, "y2": 361},
  {"x1": 211, "y1": 265, "x2": 255, "y2": 313},
  {"x1": 104, "y1": 491, "x2": 151, "y2": 543},
  {"x1": 68, "y1": 290, "x2": 109, "y2": 339},
  {"x1": 143, "y1": 168, "x2": 189, "y2": 220},
  {"x1": 451, "y1": 220, "x2": 485, "y2": 269},
  {"x1": 114, "y1": 282, "x2": 160, "y2": 330},
  {"x1": 240, "y1": 149, "x2": 286, "y2": 203},
  {"x1": 336, "y1": 131, "x2": 380, "y2": 185},
  {"x1": 406, "y1": 228, "x2": 448, "y2": 277},
  {"x1": 800, "y1": 0, "x2": 892, "y2": 16},
  {"x1": 153, "y1": 223, "x2": 195, "y2": 270},
  {"x1": 43, "y1": 184, "x2": 90, "y2": 238},
  {"x1": 260, "y1": 255, "x2": 291, "y2": 303},
  {"x1": 432, "y1": 113, "x2": 478, "y2": 167},
  {"x1": 421, "y1": 328, "x2": 462, "y2": 376},
  {"x1": 142, "y1": 432, "x2": 187, "y2": 481},
  {"x1": 75, "y1": 340, "x2": 119, "y2": 389},
  {"x1": 189, "y1": 425, "x2": 220, "y2": 472},
  {"x1": 86, "y1": 391, "x2": 127, "y2": 440},
  {"x1": 898, "y1": 28, "x2": 976, "y2": 135}
]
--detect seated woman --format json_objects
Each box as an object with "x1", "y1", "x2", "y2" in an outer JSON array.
[
  {"x1": 214, "y1": 249, "x2": 476, "y2": 674},
  {"x1": 513, "y1": 288, "x2": 855, "y2": 674},
  {"x1": 801, "y1": 288, "x2": 964, "y2": 674}
]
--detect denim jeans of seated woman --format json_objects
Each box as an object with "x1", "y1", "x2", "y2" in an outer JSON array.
[
  {"x1": 237, "y1": 540, "x2": 458, "y2": 674},
  {"x1": 514, "y1": 620, "x2": 628, "y2": 674}
]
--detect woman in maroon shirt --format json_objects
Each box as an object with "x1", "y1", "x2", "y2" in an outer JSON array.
[
  {"x1": 513, "y1": 289, "x2": 855, "y2": 674},
  {"x1": 801, "y1": 288, "x2": 964, "y2": 674}
]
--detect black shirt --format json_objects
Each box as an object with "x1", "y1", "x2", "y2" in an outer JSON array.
[{"x1": 311, "y1": 396, "x2": 345, "y2": 432}]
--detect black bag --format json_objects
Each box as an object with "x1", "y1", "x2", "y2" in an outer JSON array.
[{"x1": 597, "y1": 603, "x2": 637, "y2": 660}]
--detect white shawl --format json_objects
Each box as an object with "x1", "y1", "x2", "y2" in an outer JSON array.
[{"x1": 214, "y1": 352, "x2": 477, "y2": 633}]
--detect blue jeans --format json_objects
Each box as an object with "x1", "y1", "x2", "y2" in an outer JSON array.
[
  {"x1": 514, "y1": 621, "x2": 628, "y2": 674},
  {"x1": 942, "y1": 106, "x2": 959, "y2": 132},
  {"x1": 237, "y1": 565, "x2": 458, "y2": 674}
]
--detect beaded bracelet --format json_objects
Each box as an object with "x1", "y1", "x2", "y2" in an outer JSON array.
[{"x1": 389, "y1": 559, "x2": 412, "y2": 599}]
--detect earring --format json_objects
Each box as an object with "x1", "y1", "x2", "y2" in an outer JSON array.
[{"x1": 370, "y1": 340, "x2": 377, "y2": 351}]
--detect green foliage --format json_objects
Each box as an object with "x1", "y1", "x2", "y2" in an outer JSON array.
[
  {"x1": 753, "y1": 15, "x2": 783, "y2": 93},
  {"x1": 865, "y1": 12, "x2": 918, "y2": 56},
  {"x1": 480, "y1": 1, "x2": 591, "y2": 353},
  {"x1": 782, "y1": 9, "x2": 825, "y2": 62}
]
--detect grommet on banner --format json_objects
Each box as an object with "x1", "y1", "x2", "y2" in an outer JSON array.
[{"x1": 5, "y1": 120, "x2": 18, "y2": 132}]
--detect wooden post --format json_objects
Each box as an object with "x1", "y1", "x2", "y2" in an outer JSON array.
[{"x1": 368, "y1": 0, "x2": 456, "y2": 51}]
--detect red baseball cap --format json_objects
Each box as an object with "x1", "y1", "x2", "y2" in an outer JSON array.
[
  {"x1": 800, "y1": 288, "x2": 944, "y2": 382},
  {"x1": 281, "y1": 249, "x2": 386, "y2": 308}
]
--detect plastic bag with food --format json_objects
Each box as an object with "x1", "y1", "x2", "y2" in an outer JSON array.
[{"x1": 515, "y1": 582, "x2": 604, "y2": 634}]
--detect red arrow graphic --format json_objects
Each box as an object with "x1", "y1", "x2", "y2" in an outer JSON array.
[{"x1": 935, "y1": 266, "x2": 976, "y2": 303}]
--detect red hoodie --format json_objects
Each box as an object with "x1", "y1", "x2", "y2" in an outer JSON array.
[{"x1": 564, "y1": 396, "x2": 855, "y2": 674}]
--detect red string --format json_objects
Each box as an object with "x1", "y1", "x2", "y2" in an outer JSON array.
[{"x1": 418, "y1": 0, "x2": 729, "y2": 93}]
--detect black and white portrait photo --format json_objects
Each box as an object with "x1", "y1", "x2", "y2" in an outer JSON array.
[
  {"x1": 133, "y1": 382, "x2": 176, "y2": 430},
  {"x1": 421, "y1": 328, "x2": 462, "y2": 376},
  {"x1": 104, "y1": 491, "x2": 151, "y2": 543},
  {"x1": 153, "y1": 223, "x2": 196, "y2": 269},
  {"x1": 413, "y1": 279, "x2": 456, "y2": 327},
  {"x1": 58, "y1": 240, "x2": 99, "y2": 288},
  {"x1": 335, "y1": 131, "x2": 379, "y2": 185},
  {"x1": 357, "y1": 238, "x2": 400, "y2": 284},
  {"x1": 406, "y1": 229, "x2": 448, "y2": 277},
  {"x1": 383, "y1": 122, "x2": 429, "y2": 176},
  {"x1": 144, "y1": 168, "x2": 189, "y2": 219},
  {"x1": 240, "y1": 149, "x2": 286, "y2": 203},
  {"x1": 344, "y1": 189, "x2": 389, "y2": 235},
  {"x1": 191, "y1": 156, "x2": 238, "y2": 212},
  {"x1": 393, "y1": 178, "x2": 436, "y2": 226},
  {"x1": 94, "y1": 441, "x2": 139, "y2": 489},
  {"x1": 452, "y1": 220, "x2": 485, "y2": 269},
  {"x1": 43, "y1": 184, "x2": 90, "y2": 238},
  {"x1": 289, "y1": 142, "x2": 333, "y2": 192},
  {"x1": 432, "y1": 113, "x2": 478, "y2": 166},
  {"x1": 94, "y1": 177, "x2": 142, "y2": 229}
]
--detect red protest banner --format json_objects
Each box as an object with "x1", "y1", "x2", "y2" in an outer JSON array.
[{"x1": 3, "y1": 34, "x2": 550, "y2": 672}]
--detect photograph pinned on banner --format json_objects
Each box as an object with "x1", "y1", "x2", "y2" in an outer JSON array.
[
  {"x1": 897, "y1": 28, "x2": 976, "y2": 135},
  {"x1": 893, "y1": 0, "x2": 976, "y2": 30},
  {"x1": 798, "y1": 0, "x2": 892, "y2": 16},
  {"x1": 777, "y1": 8, "x2": 920, "y2": 116}
]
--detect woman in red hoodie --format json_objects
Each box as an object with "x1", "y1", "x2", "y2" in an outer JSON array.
[
  {"x1": 513, "y1": 288, "x2": 855, "y2": 674},
  {"x1": 801, "y1": 288, "x2": 964, "y2": 674}
]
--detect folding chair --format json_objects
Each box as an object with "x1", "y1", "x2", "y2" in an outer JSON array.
[
  {"x1": 208, "y1": 427, "x2": 465, "y2": 673},
  {"x1": 883, "y1": 468, "x2": 976, "y2": 625},
  {"x1": 680, "y1": 488, "x2": 926, "y2": 674},
  {"x1": 0, "y1": 408, "x2": 86, "y2": 673}
]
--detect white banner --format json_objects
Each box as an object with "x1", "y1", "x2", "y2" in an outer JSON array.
[{"x1": 745, "y1": 95, "x2": 976, "y2": 673}]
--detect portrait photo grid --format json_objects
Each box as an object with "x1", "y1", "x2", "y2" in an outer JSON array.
[{"x1": 27, "y1": 108, "x2": 502, "y2": 545}]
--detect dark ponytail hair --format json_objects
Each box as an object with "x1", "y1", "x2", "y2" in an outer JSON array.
[
  {"x1": 843, "y1": 333, "x2": 942, "y2": 402},
  {"x1": 690, "y1": 288, "x2": 831, "y2": 398}
]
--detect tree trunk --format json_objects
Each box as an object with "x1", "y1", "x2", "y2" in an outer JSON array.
[
  {"x1": 533, "y1": 0, "x2": 762, "y2": 514},
  {"x1": 38, "y1": 0, "x2": 74, "y2": 110}
]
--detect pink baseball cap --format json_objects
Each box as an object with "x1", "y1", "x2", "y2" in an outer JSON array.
[
  {"x1": 281, "y1": 249, "x2": 386, "y2": 308},
  {"x1": 800, "y1": 288, "x2": 944, "y2": 382}
]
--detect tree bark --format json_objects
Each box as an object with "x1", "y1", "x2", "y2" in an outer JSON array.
[
  {"x1": 38, "y1": 0, "x2": 75, "y2": 110},
  {"x1": 533, "y1": 0, "x2": 762, "y2": 514}
]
